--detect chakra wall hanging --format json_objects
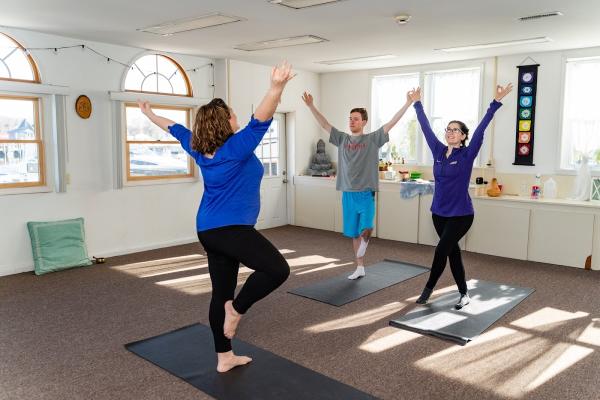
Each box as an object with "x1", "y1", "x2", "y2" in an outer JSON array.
[{"x1": 513, "y1": 63, "x2": 539, "y2": 166}]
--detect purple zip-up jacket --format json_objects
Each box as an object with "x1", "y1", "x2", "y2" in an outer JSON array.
[{"x1": 414, "y1": 99, "x2": 502, "y2": 217}]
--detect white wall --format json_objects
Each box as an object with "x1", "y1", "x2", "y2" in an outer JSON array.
[
  {"x1": 0, "y1": 28, "x2": 321, "y2": 277},
  {"x1": 318, "y1": 47, "x2": 600, "y2": 175}
]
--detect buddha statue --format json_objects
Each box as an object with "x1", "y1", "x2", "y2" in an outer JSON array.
[{"x1": 306, "y1": 139, "x2": 335, "y2": 177}]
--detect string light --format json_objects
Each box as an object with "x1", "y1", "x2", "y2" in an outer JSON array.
[{"x1": 15, "y1": 43, "x2": 214, "y2": 74}]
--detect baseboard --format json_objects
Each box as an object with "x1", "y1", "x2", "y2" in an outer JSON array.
[
  {"x1": 92, "y1": 237, "x2": 199, "y2": 258},
  {"x1": 0, "y1": 237, "x2": 199, "y2": 278}
]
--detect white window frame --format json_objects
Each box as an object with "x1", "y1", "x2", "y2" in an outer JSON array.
[
  {"x1": 370, "y1": 62, "x2": 484, "y2": 166},
  {"x1": 557, "y1": 54, "x2": 600, "y2": 176}
]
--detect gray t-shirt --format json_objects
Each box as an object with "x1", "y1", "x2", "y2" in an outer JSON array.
[{"x1": 329, "y1": 126, "x2": 389, "y2": 192}]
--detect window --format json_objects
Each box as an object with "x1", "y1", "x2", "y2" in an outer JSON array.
[
  {"x1": 0, "y1": 33, "x2": 44, "y2": 190},
  {"x1": 424, "y1": 68, "x2": 481, "y2": 162},
  {"x1": 560, "y1": 57, "x2": 600, "y2": 170},
  {"x1": 125, "y1": 104, "x2": 194, "y2": 180},
  {"x1": 121, "y1": 54, "x2": 197, "y2": 183},
  {"x1": 255, "y1": 116, "x2": 281, "y2": 176},
  {"x1": 0, "y1": 33, "x2": 40, "y2": 83},
  {"x1": 372, "y1": 73, "x2": 419, "y2": 162},
  {"x1": 0, "y1": 95, "x2": 44, "y2": 188},
  {"x1": 124, "y1": 54, "x2": 191, "y2": 96},
  {"x1": 371, "y1": 66, "x2": 481, "y2": 165}
]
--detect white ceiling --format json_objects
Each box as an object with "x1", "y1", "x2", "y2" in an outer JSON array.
[{"x1": 2, "y1": 0, "x2": 599, "y2": 73}]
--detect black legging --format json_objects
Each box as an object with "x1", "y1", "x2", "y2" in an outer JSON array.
[
  {"x1": 425, "y1": 214, "x2": 474, "y2": 295},
  {"x1": 197, "y1": 225, "x2": 290, "y2": 353}
]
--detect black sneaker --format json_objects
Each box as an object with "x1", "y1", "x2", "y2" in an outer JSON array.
[{"x1": 416, "y1": 287, "x2": 433, "y2": 304}]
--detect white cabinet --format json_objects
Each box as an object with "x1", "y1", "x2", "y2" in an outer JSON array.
[
  {"x1": 293, "y1": 177, "x2": 600, "y2": 270},
  {"x1": 377, "y1": 190, "x2": 419, "y2": 243},
  {"x1": 333, "y1": 191, "x2": 343, "y2": 233},
  {"x1": 528, "y1": 208, "x2": 594, "y2": 268},
  {"x1": 467, "y1": 201, "x2": 530, "y2": 260},
  {"x1": 294, "y1": 178, "x2": 337, "y2": 231}
]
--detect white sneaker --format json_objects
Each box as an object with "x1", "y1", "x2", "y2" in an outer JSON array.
[
  {"x1": 454, "y1": 294, "x2": 471, "y2": 310},
  {"x1": 356, "y1": 237, "x2": 369, "y2": 258},
  {"x1": 348, "y1": 266, "x2": 365, "y2": 280}
]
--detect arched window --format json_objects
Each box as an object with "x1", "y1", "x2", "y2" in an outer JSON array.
[
  {"x1": 0, "y1": 33, "x2": 44, "y2": 189},
  {"x1": 124, "y1": 54, "x2": 191, "y2": 96},
  {"x1": 0, "y1": 32, "x2": 40, "y2": 83}
]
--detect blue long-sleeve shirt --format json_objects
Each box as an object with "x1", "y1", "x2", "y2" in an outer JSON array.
[
  {"x1": 168, "y1": 116, "x2": 272, "y2": 231},
  {"x1": 414, "y1": 99, "x2": 502, "y2": 217}
]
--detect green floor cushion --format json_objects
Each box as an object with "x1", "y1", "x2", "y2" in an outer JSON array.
[{"x1": 27, "y1": 218, "x2": 93, "y2": 275}]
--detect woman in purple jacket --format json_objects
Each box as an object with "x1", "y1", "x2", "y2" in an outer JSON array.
[{"x1": 408, "y1": 83, "x2": 512, "y2": 309}]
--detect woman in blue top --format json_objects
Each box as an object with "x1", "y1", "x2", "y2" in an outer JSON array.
[
  {"x1": 138, "y1": 62, "x2": 295, "y2": 372},
  {"x1": 408, "y1": 83, "x2": 512, "y2": 309}
]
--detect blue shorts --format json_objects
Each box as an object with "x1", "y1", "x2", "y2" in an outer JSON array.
[{"x1": 342, "y1": 191, "x2": 375, "y2": 238}]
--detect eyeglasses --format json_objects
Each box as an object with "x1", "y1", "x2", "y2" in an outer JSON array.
[{"x1": 445, "y1": 127, "x2": 463, "y2": 134}]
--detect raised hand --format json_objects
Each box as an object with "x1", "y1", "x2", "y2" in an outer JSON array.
[
  {"x1": 495, "y1": 83, "x2": 513, "y2": 102},
  {"x1": 137, "y1": 100, "x2": 152, "y2": 116},
  {"x1": 270, "y1": 60, "x2": 296, "y2": 89},
  {"x1": 408, "y1": 87, "x2": 421, "y2": 102},
  {"x1": 302, "y1": 91, "x2": 314, "y2": 107}
]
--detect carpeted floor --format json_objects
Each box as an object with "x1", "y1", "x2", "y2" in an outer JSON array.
[{"x1": 1, "y1": 225, "x2": 599, "y2": 400}]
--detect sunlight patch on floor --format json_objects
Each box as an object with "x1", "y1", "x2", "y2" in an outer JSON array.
[
  {"x1": 511, "y1": 307, "x2": 589, "y2": 330},
  {"x1": 305, "y1": 302, "x2": 406, "y2": 333},
  {"x1": 359, "y1": 326, "x2": 421, "y2": 353},
  {"x1": 286, "y1": 255, "x2": 340, "y2": 268},
  {"x1": 111, "y1": 254, "x2": 206, "y2": 278},
  {"x1": 415, "y1": 324, "x2": 595, "y2": 398},
  {"x1": 576, "y1": 319, "x2": 600, "y2": 347}
]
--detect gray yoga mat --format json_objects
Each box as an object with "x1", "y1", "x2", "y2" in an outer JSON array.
[
  {"x1": 389, "y1": 279, "x2": 534, "y2": 345},
  {"x1": 126, "y1": 324, "x2": 376, "y2": 400},
  {"x1": 289, "y1": 259, "x2": 429, "y2": 306}
]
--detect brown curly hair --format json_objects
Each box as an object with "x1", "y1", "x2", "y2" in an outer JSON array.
[{"x1": 191, "y1": 98, "x2": 234, "y2": 154}]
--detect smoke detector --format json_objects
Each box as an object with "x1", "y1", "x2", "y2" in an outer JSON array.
[{"x1": 394, "y1": 14, "x2": 411, "y2": 24}]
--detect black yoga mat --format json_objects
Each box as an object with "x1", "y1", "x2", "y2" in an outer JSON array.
[
  {"x1": 289, "y1": 259, "x2": 429, "y2": 306},
  {"x1": 390, "y1": 279, "x2": 534, "y2": 345},
  {"x1": 126, "y1": 324, "x2": 376, "y2": 400}
]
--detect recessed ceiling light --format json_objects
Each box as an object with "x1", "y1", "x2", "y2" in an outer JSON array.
[
  {"x1": 138, "y1": 13, "x2": 245, "y2": 35},
  {"x1": 235, "y1": 35, "x2": 327, "y2": 51},
  {"x1": 268, "y1": 0, "x2": 345, "y2": 9},
  {"x1": 317, "y1": 54, "x2": 397, "y2": 65},
  {"x1": 436, "y1": 37, "x2": 551, "y2": 52}
]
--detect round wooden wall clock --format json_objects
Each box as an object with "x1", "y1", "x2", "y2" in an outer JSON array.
[{"x1": 75, "y1": 95, "x2": 92, "y2": 119}]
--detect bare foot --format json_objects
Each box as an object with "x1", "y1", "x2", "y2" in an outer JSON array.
[
  {"x1": 217, "y1": 351, "x2": 252, "y2": 373},
  {"x1": 224, "y1": 300, "x2": 242, "y2": 339}
]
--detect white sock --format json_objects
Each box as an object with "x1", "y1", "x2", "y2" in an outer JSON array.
[
  {"x1": 356, "y1": 237, "x2": 369, "y2": 258},
  {"x1": 348, "y1": 266, "x2": 365, "y2": 280}
]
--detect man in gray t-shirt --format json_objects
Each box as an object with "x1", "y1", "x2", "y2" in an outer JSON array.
[{"x1": 302, "y1": 91, "x2": 413, "y2": 280}]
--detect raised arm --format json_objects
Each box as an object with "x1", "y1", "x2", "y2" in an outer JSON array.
[
  {"x1": 227, "y1": 62, "x2": 295, "y2": 159},
  {"x1": 253, "y1": 61, "x2": 295, "y2": 122},
  {"x1": 137, "y1": 100, "x2": 196, "y2": 157},
  {"x1": 466, "y1": 83, "x2": 513, "y2": 159},
  {"x1": 137, "y1": 100, "x2": 176, "y2": 131},
  {"x1": 409, "y1": 88, "x2": 444, "y2": 156},
  {"x1": 302, "y1": 92, "x2": 333, "y2": 133},
  {"x1": 382, "y1": 91, "x2": 413, "y2": 134}
]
